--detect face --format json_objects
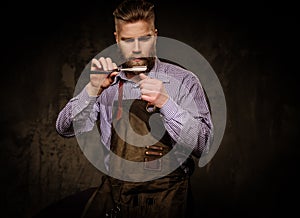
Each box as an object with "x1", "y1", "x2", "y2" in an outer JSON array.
[{"x1": 115, "y1": 20, "x2": 157, "y2": 70}]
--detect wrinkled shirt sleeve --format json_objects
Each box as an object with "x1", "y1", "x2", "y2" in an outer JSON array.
[
  {"x1": 55, "y1": 86, "x2": 99, "y2": 137},
  {"x1": 160, "y1": 75, "x2": 213, "y2": 158}
]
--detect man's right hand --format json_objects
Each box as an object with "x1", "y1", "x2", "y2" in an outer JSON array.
[{"x1": 86, "y1": 57, "x2": 119, "y2": 96}]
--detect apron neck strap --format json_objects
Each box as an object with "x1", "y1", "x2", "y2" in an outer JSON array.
[{"x1": 116, "y1": 79, "x2": 124, "y2": 120}]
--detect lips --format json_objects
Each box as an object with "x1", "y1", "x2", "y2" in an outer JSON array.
[{"x1": 132, "y1": 58, "x2": 142, "y2": 61}]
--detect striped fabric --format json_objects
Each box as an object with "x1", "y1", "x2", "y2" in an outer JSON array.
[{"x1": 56, "y1": 58, "x2": 213, "y2": 174}]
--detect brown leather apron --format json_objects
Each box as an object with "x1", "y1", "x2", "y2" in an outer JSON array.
[{"x1": 81, "y1": 80, "x2": 191, "y2": 218}]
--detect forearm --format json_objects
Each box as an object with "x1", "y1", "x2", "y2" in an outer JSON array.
[
  {"x1": 56, "y1": 102, "x2": 75, "y2": 137},
  {"x1": 56, "y1": 86, "x2": 98, "y2": 137},
  {"x1": 160, "y1": 98, "x2": 213, "y2": 157}
]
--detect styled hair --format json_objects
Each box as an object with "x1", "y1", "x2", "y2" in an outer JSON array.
[{"x1": 113, "y1": 0, "x2": 155, "y2": 23}]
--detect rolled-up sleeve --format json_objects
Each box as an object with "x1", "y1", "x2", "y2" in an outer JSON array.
[
  {"x1": 160, "y1": 75, "x2": 213, "y2": 158},
  {"x1": 56, "y1": 86, "x2": 98, "y2": 137}
]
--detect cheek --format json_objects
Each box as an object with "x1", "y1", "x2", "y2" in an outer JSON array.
[
  {"x1": 143, "y1": 44, "x2": 156, "y2": 56},
  {"x1": 139, "y1": 42, "x2": 155, "y2": 54},
  {"x1": 118, "y1": 45, "x2": 131, "y2": 57},
  {"x1": 118, "y1": 41, "x2": 156, "y2": 57}
]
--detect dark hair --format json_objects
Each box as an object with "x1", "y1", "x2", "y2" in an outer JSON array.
[{"x1": 113, "y1": 0, "x2": 155, "y2": 23}]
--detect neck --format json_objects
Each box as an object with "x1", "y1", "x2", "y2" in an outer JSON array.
[
  {"x1": 125, "y1": 72, "x2": 146, "y2": 83},
  {"x1": 125, "y1": 72, "x2": 136, "y2": 79}
]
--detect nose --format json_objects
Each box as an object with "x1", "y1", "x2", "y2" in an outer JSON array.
[{"x1": 132, "y1": 38, "x2": 141, "y2": 54}]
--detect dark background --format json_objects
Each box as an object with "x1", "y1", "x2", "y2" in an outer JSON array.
[{"x1": 0, "y1": 0, "x2": 299, "y2": 217}]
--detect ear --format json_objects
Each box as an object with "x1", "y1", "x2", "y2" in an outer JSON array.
[{"x1": 114, "y1": 32, "x2": 118, "y2": 43}]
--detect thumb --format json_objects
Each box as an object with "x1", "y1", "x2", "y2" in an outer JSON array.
[{"x1": 139, "y1": 73, "x2": 148, "y2": 80}]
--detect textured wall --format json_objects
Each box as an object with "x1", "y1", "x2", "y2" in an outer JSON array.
[{"x1": 1, "y1": 1, "x2": 298, "y2": 218}]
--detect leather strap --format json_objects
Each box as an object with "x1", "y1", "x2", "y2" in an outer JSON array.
[{"x1": 116, "y1": 80, "x2": 124, "y2": 120}]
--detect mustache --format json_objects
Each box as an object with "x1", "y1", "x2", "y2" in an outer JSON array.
[
  {"x1": 127, "y1": 57, "x2": 151, "y2": 60},
  {"x1": 121, "y1": 57, "x2": 156, "y2": 73}
]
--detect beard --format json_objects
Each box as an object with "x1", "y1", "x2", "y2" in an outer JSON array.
[{"x1": 121, "y1": 56, "x2": 156, "y2": 74}]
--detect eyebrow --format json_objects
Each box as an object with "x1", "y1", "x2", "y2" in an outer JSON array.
[{"x1": 120, "y1": 33, "x2": 153, "y2": 41}]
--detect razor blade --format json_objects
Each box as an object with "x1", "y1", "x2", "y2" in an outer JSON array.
[{"x1": 90, "y1": 66, "x2": 147, "y2": 74}]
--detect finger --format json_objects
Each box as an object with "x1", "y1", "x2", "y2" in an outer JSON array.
[
  {"x1": 145, "y1": 150, "x2": 163, "y2": 156},
  {"x1": 141, "y1": 94, "x2": 153, "y2": 103},
  {"x1": 138, "y1": 73, "x2": 149, "y2": 86},
  {"x1": 139, "y1": 73, "x2": 148, "y2": 80},
  {"x1": 91, "y1": 58, "x2": 101, "y2": 69},
  {"x1": 106, "y1": 57, "x2": 114, "y2": 70},
  {"x1": 105, "y1": 71, "x2": 118, "y2": 84},
  {"x1": 112, "y1": 63, "x2": 118, "y2": 70},
  {"x1": 108, "y1": 71, "x2": 119, "y2": 80},
  {"x1": 140, "y1": 80, "x2": 156, "y2": 89},
  {"x1": 110, "y1": 71, "x2": 119, "y2": 77},
  {"x1": 146, "y1": 145, "x2": 164, "y2": 151},
  {"x1": 99, "y1": 57, "x2": 108, "y2": 71},
  {"x1": 140, "y1": 88, "x2": 155, "y2": 95}
]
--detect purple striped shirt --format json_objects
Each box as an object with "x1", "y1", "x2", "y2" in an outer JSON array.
[{"x1": 56, "y1": 58, "x2": 213, "y2": 174}]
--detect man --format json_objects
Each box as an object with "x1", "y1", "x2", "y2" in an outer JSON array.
[{"x1": 56, "y1": 0, "x2": 213, "y2": 217}]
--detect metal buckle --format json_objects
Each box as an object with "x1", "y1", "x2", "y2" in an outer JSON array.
[{"x1": 146, "y1": 102, "x2": 156, "y2": 113}]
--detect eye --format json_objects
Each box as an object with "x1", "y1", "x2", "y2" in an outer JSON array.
[
  {"x1": 138, "y1": 35, "x2": 152, "y2": 42},
  {"x1": 123, "y1": 38, "x2": 135, "y2": 43}
]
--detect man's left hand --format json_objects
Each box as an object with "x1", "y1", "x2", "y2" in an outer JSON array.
[{"x1": 138, "y1": 73, "x2": 169, "y2": 108}]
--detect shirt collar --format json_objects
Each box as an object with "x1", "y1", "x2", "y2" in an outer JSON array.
[{"x1": 148, "y1": 58, "x2": 170, "y2": 83}]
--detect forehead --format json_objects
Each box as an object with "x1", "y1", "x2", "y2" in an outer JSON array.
[{"x1": 116, "y1": 20, "x2": 154, "y2": 38}]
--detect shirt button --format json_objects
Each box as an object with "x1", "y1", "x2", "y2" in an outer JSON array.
[{"x1": 85, "y1": 100, "x2": 89, "y2": 104}]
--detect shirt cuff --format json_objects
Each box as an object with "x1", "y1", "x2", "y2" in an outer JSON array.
[{"x1": 160, "y1": 98, "x2": 179, "y2": 121}]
